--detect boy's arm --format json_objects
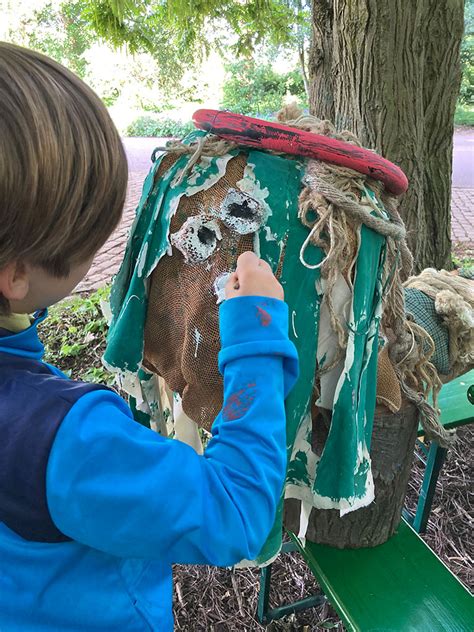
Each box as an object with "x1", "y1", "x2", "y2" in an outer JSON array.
[{"x1": 46, "y1": 296, "x2": 298, "y2": 565}]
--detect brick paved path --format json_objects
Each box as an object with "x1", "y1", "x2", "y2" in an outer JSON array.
[
  {"x1": 451, "y1": 188, "x2": 474, "y2": 258},
  {"x1": 76, "y1": 174, "x2": 474, "y2": 294},
  {"x1": 75, "y1": 173, "x2": 143, "y2": 293}
]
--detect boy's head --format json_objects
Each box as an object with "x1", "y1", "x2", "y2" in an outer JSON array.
[{"x1": 0, "y1": 42, "x2": 128, "y2": 314}]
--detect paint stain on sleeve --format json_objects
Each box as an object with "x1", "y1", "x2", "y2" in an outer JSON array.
[
  {"x1": 223, "y1": 383, "x2": 257, "y2": 421},
  {"x1": 256, "y1": 306, "x2": 271, "y2": 327}
]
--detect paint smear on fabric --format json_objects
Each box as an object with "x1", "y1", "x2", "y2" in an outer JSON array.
[
  {"x1": 256, "y1": 306, "x2": 271, "y2": 327},
  {"x1": 223, "y1": 383, "x2": 256, "y2": 421}
]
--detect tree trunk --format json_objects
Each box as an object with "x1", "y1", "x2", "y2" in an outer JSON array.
[
  {"x1": 309, "y1": 0, "x2": 335, "y2": 120},
  {"x1": 309, "y1": 0, "x2": 464, "y2": 271},
  {"x1": 284, "y1": 401, "x2": 419, "y2": 548},
  {"x1": 421, "y1": 0, "x2": 464, "y2": 269},
  {"x1": 298, "y1": 44, "x2": 310, "y2": 98}
]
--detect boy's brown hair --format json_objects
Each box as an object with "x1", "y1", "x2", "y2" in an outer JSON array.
[{"x1": 0, "y1": 42, "x2": 128, "y2": 310}]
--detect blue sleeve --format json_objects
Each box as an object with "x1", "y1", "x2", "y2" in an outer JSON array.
[{"x1": 46, "y1": 296, "x2": 298, "y2": 565}]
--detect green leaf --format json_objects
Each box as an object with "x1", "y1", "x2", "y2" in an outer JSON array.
[{"x1": 59, "y1": 342, "x2": 86, "y2": 357}]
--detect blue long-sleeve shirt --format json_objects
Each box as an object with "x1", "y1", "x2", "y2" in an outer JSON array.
[{"x1": 0, "y1": 296, "x2": 298, "y2": 630}]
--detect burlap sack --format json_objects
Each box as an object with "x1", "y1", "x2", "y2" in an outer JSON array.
[
  {"x1": 376, "y1": 345, "x2": 402, "y2": 413},
  {"x1": 143, "y1": 153, "x2": 256, "y2": 431}
]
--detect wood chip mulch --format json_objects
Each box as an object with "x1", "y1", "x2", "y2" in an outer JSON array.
[{"x1": 173, "y1": 426, "x2": 473, "y2": 631}]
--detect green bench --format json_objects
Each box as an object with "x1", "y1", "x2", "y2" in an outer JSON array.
[
  {"x1": 404, "y1": 371, "x2": 474, "y2": 533},
  {"x1": 258, "y1": 372, "x2": 474, "y2": 630},
  {"x1": 257, "y1": 520, "x2": 474, "y2": 630}
]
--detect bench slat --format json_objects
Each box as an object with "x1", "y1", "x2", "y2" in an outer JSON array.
[
  {"x1": 419, "y1": 370, "x2": 474, "y2": 436},
  {"x1": 291, "y1": 519, "x2": 474, "y2": 631}
]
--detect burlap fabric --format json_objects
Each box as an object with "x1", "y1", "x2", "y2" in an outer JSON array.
[
  {"x1": 143, "y1": 153, "x2": 255, "y2": 432},
  {"x1": 376, "y1": 345, "x2": 402, "y2": 413}
]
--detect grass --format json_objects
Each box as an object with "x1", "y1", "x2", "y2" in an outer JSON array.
[
  {"x1": 454, "y1": 103, "x2": 474, "y2": 127},
  {"x1": 452, "y1": 248, "x2": 474, "y2": 272},
  {"x1": 38, "y1": 285, "x2": 115, "y2": 386}
]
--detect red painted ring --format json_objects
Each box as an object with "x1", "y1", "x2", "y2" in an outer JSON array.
[{"x1": 193, "y1": 109, "x2": 408, "y2": 196}]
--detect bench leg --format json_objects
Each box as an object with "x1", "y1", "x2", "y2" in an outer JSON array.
[
  {"x1": 257, "y1": 563, "x2": 273, "y2": 625},
  {"x1": 411, "y1": 441, "x2": 447, "y2": 533},
  {"x1": 257, "y1": 541, "x2": 326, "y2": 625}
]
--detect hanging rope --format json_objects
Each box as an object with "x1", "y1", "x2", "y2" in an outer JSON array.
[{"x1": 277, "y1": 103, "x2": 454, "y2": 446}]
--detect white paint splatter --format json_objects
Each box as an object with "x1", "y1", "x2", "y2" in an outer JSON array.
[
  {"x1": 264, "y1": 226, "x2": 277, "y2": 242},
  {"x1": 291, "y1": 310, "x2": 298, "y2": 338},
  {"x1": 194, "y1": 328, "x2": 202, "y2": 358},
  {"x1": 236, "y1": 162, "x2": 272, "y2": 217},
  {"x1": 219, "y1": 188, "x2": 267, "y2": 234},
  {"x1": 170, "y1": 217, "x2": 222, "y2": 263},
  {"x1": 136, "y1": 242, "x2": 148, "y2": 278},
  {"x1": 213, "y1": 272, "x2": 232, "y2": 304},
  {"x1": 253, "y1": 231, "x2": 260, "y2": 257}
]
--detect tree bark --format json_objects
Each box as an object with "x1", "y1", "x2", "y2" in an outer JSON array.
[
  {"x1": 309, "y1": 0, "x2": 464, "y2": 271},
  {"x1": 420, "y1": 0, "x2": 464, "y2": 269},
  {"x1": 284, "y1": 401, "x2": 419, "y2": 548},
  {"x1": 298, "y1": 44, "x2": 310, "y2": 97},
  {"x1": 309, "y1": 0, "x2": 335, "y2": 120}
]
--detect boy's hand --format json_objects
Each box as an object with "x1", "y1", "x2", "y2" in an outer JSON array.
[{"x1": 225, "y1": 251, "x2": 284, "y2": 301}]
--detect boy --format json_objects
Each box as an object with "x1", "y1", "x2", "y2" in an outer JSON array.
[{"x1": 0, "y1": 43, "x2": 298, "y2": 630}]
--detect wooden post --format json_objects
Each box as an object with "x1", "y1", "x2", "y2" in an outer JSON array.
[{"x1": 284, "y1": 401, "x2": 419, "y2": 548}]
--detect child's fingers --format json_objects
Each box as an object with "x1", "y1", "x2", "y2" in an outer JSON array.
[
  {"x1": 257, "y1": 259, "x2": 273, "y2": 274},
  {"x1": 224, "y1": 272, "x2": 240, "y2": 298},
  {"x1": 236, "y1": 251, "x2": 260, "y2": 271},
  {"x1": 237, "y1": 252, "x2": 274, "y2": 277}
]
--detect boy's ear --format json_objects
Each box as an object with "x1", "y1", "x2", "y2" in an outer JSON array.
[{"x1": 0, "y1": 262, "x2": 29, "y2": 302}]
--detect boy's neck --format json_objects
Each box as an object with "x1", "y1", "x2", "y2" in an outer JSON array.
[{"x1": 0, "y1": 313, "x2": 31, "y2": 334}]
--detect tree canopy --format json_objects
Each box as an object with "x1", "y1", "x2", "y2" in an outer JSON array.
[{"x1": 80, "y1": 0, "x2": 310, "y2": 85}]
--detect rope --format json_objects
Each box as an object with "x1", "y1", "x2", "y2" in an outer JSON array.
[
  {"x1": 160, "y1": 104, "x2": 460, "y2": 446},
  {"x1": 277, "y1": 104, "x2": 452, "y2": 444}
]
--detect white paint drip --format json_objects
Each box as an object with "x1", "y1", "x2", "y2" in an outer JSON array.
[
  {"x1": 194, "y1": 327, "x2": 202, "y2": 358},
  {"x1": 285, "y1": 482, "x2": 375, "y2": 517},
  {"x1": 253, "y1": 231, "x2": 260, "y2": 257},
  {"x1": 234, "y1": 549, "x2": 281, "y2": 570},
  {"x1": 183, "y1": 154, "x2": 235, "y2": 197},
  {"x1": 100, "y1": 299, "x2": 113, "y2": 326},
  {"x1": 236, "y1": 162, "x2": 272, "y2": 217},
  {"x1": 136, "y1": 242, "x2": 148, "y2": 278},
  {"x1": 291, "y1": 310, "x2": 298, "y2": 338}
]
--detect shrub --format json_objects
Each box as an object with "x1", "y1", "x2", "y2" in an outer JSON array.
[
  {"x1": 125, "y1": 115, "x2": 194, "y2": 138},
  {"x1": 459, "y1": 33, "x2": 474, "y2": 106},
  {"x1": 454, "y1": 104, "x2": 474, "y2": 126},
  {"x1": 221, "y1": 61, "x2": 307, "y2": 118}
]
